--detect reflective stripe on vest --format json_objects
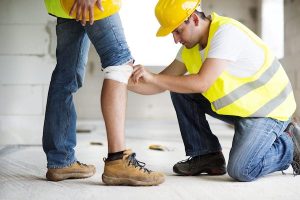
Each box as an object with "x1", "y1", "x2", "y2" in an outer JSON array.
[
  {"x1": 250, "y1": 82, "x2": 293, "y2": 117},
  {"x1": 181, "y1": 12, "x2": 296, "y2": 121},
  {"x1": 212, "y1": 59, "x2": 280, "y2": 110}
]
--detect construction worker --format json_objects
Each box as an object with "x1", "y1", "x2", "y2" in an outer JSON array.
[
  {"x1": 42, "y1": 0, "x2": 165, "y2": 186},
  {"x1": 129, "y1": 0, "x2": 300, "y2": 181}
]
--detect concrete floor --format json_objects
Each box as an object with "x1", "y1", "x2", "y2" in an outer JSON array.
[{"x1": 1, "y1": 119, "x2": 300, "y2": 200}]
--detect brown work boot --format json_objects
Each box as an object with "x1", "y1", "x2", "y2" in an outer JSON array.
[
  {"x1": 46, "y1": 161, "x2": 96, "y2": 181},
  {"x1": 102, "y1": 149, "x2": 165, "y2": 186}
]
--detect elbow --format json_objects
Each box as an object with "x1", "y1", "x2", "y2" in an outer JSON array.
[
  {"x1": 189, "y1": 76, "x2": 210, "y2": 93},
  {"x1": 191, "y1": 83, "x2": 209, "y2": 93},
  {"x1": 143, "y1": 89, "x2": 166, "y2": 95},
  {"x1": 200, "y1": 80, "x2": 211, "y2": 93}
]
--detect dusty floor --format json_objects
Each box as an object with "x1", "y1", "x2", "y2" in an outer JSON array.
[{"x1": 1, "y1": 119, "x2": 300, "y2": 200}]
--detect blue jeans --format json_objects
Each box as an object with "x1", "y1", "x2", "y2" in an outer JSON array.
[
  {"x1": 170, "y1": 92, "x2": 294, "y2": 181},
  {"x1": 42, "y1": 14, "x2": 133, "y2": 168}
]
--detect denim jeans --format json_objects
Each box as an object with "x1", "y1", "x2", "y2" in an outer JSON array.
[
  {"x1": 42, "y1": 14, "x2": 133, "y2": 168},
  {"x1": 170, "y1": 92, "x2": 294, "y2": 181}
]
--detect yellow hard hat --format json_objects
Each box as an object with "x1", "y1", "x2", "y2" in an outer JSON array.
[
  {"x1": 60, "y1": 0, "x2": 121, "y2": 21},
  {"x1": 155, "y1": 0, "x2": 201, "y2": 37}
]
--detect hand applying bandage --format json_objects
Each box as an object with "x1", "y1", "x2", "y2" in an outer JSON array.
[{"x1": 132, "y1": 65, "x2": 155, "y2": 84}]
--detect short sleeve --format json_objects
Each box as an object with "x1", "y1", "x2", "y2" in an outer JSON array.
[
  {"x1": 207, "y1": 24, "x2": 245, "y2": 62},
  {"x1": 175, "y1": 46, "x2": 184, "y2": 62}
]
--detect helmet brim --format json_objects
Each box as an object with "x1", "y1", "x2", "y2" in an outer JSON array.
[{"x1": 156, "y1": 26, "x2": 174, "y2": 37}]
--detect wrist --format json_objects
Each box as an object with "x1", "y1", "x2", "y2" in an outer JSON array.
[{"x1": 151, "y1": 73, "x2": 158, "y2": 85}]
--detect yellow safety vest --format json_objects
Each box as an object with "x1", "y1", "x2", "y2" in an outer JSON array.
[
  {"x1": 182, "y1": 12, "x2": 296, "y2": 121},
  {"x1": 44, "y1": 0, "x2": 121, "y2": 20}
]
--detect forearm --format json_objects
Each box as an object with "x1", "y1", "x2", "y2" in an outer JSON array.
[
  {"x1": 127, "y1": 79, "x2": 165, "y2": 95},
  {"x1": 151, "y1": 74, "x2": 207, "y2": 93}
]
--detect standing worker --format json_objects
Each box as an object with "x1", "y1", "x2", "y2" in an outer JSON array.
[
  {"x1": 43, "y1": 0, "x2": 165, "y2": 186},
  {"x1": 129, "y1": 0, "x2": 300, "y2": 181}
]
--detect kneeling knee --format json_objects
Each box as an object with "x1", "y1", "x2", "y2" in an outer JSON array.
[{"x1": 227, "y1": 163, "x2": 255, "y2": 182}]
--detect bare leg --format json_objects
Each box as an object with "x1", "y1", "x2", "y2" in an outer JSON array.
[
  {"x1": 101, "y1": 74, "x2": 165, "y2": 187},
  {"x1": 101, "y1": 79, "x2": 127, "y2": 153}
]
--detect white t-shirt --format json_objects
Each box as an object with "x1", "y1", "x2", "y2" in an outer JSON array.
[{"x1": 176, "y1": 23, "x2": 265, "y2": 78}]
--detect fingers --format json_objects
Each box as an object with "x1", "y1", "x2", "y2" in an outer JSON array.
[
  {"x1": 97, "y1": 0, "x2": 104, "y2": 11},
  {"x1": 81, "y1": 5, "x2": 87, "y2": 26},
  {"x1": 76, "y1": 3, "x2": 82, "y2": 22},
  {"x1": 69, "y1": 1, "x2": 77, "y2": 17},
  {"x1": 70, "y1": 0, "x2": 97, "y2": 26},
  {"x1": 132, "y1": 69, "x2": 143, "y2": 84},
  {"x1": 132, "y1": 65, "x2": 141, "y2": 73},
  {"x1": 89, "y1": 6, "x2": 94, "y2": 25},
  {"x1": 131, "y1": 67, "x2": 139, "y2": 84},
  {"x1": 131, "y1": 66, "x2": 145, "y2": 84}
]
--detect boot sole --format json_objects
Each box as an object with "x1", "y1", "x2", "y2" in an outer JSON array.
[
  {"x1": 173, "y1": 167, "x2": 226, "y2": 176},
  {"x1": 46, "y1": 171, "x2": 95, "y2": 182},
  {"x1": 102, "y1": 174, "x2": 164, "y2": 186}
]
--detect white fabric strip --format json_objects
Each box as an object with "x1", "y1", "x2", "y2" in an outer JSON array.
[{"x1": 103, "y1": 65, "x2": 133, "y2": 84}]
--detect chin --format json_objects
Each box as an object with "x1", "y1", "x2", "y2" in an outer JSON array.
[
  {"x1": 184, "y1": 44, "x2": 193, "y2": 49},
  {"x1": 185, "y1": 43, "x2": 197, "y2": 49}
]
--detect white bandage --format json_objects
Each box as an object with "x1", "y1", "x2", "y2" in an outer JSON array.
[{"x1": 103, "y1": 65, "x2": 133, "y2": 84}]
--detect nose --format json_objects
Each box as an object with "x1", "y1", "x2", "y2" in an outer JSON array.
[{"x1": 172, "y1": 33, "x2": 181, "y2": 44}]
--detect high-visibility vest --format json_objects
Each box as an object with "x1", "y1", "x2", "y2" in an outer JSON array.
[
  {"x1": 44, "y1": 0, "x2": 121, "y2": 20},
  {"x1": 44, "y1": 0, "x2": 72, "y2": 18},
  {"x1": 182, "y1": 12, "x2": 296, "y2": 121}
]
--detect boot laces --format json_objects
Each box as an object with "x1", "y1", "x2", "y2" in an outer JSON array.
[
  {"x1": 179, "y1": 156, "x2": 202, "y2": 164},
  {"x1": 77, "y1": 161, "x2": 88, "y2": 167},
  {"x1": 127, "y1": 153, "x2": 151, "y2": 174},
  {"x1": 178, "y1": 156, "x2": 194, "y2": 164},
  {"x1": 178, "y1": 156, "x2": 201, "y2": 170}
]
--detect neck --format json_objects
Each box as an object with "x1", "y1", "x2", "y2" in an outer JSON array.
[{"x1": 198, "y1": 18, "x2": 211, "y2": 50}]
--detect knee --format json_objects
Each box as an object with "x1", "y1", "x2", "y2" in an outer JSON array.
[
  {"x1": 227, "y1": 159, "x2": 256, "y2": 182},
  {"x1": 50, "y1": 68, "x2": 83, "y2": 93}
]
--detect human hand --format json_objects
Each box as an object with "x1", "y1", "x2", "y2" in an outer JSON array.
[
  {"x1": 69, "y1": 0, "x2": 104, "y2": 26},
  {"x1": 132, "y1": 65, "x2": 155, "y2": 84}
]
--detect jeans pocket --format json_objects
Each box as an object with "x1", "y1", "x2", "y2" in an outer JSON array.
[
  {"x1": 57, "y1": 18, "x2": 72, "y2": 26},
  {"x1": 56, "y1": 18, "x2": 78, "y2": 33}
]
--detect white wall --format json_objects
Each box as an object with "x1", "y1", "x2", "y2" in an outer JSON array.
[
  {"x1": 202, "y1": 0, "x2": 258, "y2": 31},
  {"x1": 259, "y1": 0, "x2": 284, "y2": 59},
  {"x1": 0, "y1": 0, "x2": 55, "y2": 144},
  {"x1": 281, "y1": 0, "x2": 300, "y2": 121}
]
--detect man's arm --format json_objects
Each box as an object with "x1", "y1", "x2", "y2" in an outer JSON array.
[
  {"x1": 132, "y1": 58, "x2": 230, "y2": 94},
  {"x1": 69, "y1": 0, "x2": 104, "y2": 26},
  {"x1": 128, "y1": 59, "x2": 187, "y2": 95}
]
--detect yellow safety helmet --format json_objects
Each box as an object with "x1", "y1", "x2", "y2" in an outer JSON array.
[
  {"x1": 155, "y1": 0, "x2": 201, "y2": 37},
  {"x1": 60, "y1": 0, "x2": 121, "y2": 21}
]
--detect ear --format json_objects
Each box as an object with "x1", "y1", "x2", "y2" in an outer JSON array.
[{"x1": 191, "y1": 13, "x2": 200, "y2": 26}]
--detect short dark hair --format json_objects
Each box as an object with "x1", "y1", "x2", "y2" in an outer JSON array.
[
  {"x1": 184, "y1": 11, "x2": 206, "y2": 24},
  {"x1": 196, "y1": 11, "x2": 206, "y2": 19}
]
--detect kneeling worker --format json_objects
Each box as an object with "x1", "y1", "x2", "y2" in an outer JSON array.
[{"x1": 129, "y1": 0, "x2": 300, "y2": 181}]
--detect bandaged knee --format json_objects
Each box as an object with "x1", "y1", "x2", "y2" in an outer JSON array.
[{"x1": 103, "y1": 65, "x2": 133, "y2": 84}]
